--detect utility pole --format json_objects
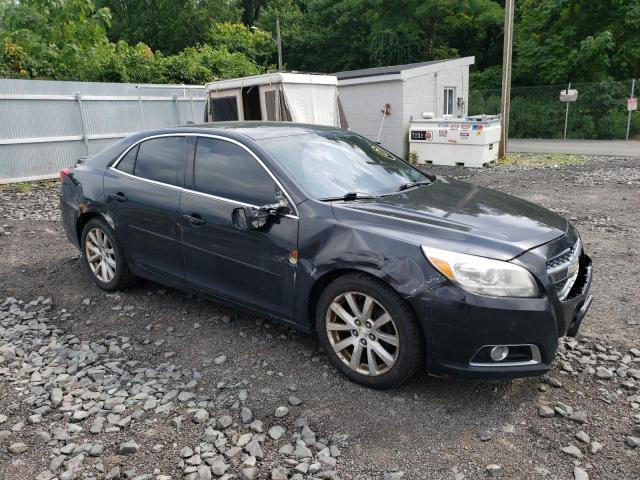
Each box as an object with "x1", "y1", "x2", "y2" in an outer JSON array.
[
  {"x1": 498, "y1": 0, "x2": 515, "y2": 159},
  {"x1": 276, "y1": 16, "x2": 283, "y2": 71}
]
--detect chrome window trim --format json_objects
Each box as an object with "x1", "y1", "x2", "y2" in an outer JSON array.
[
  {"x1": 469, "y1": 344, "x2": 542, "y2": 367},
  {"x1": 109, "y1": 132, "x2": 299, "y2": 218}
]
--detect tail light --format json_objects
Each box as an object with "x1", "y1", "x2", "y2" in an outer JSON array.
[{"x1": 59, "y1": 167, "x2": 72, "y2": 182}]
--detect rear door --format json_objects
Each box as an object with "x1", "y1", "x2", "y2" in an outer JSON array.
[
  {"x1": 179, "y1": 136, "x2": 298, "y2": 319},
  {"x1": 104, "y1": 136, "x2": 187, "y2": 280}
]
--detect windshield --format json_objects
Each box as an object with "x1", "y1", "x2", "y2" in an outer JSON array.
[{"x1": 259, "y1": 131, "x2": 429, "y2": 199}]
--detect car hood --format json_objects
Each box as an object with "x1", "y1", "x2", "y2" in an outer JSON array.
[{"x1": 331, "y1": 177, "x2": 568, "y2": 261}]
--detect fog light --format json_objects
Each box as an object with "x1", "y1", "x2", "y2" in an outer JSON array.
[{"x1": 490, "y1": 346, "x2": 510, "y2": 362}]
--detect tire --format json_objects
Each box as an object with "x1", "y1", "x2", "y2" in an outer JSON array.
[
  {"x1": 315, "y1": 273, "x2": 424, "y2": 389},
  {"x1": 81, "y1": 217, "x2": 135, "y2": 291}
]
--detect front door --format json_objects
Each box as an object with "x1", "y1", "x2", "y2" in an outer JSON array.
[
  {"x1": 104, "y1": 136, "x2": 187, "y2": 281},
  {"x1": 179, "y1": 136, "x2": 298, "y2": 319}
]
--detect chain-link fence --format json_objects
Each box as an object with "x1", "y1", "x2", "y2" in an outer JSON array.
[{"x1": 470, "y1": 79, "x2": 639, "y2": 140}]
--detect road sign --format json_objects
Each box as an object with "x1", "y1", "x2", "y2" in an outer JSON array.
[
  {"x1": 560, "y1": 89, "x2": 578, "y2": 102},
  {"x1": 628, "y1": 97, "x2": 637, "y2": 111}
]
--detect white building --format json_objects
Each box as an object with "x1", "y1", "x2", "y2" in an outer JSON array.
[{"x1": 335, "y1": 57, "x2": 475, "y2": 157}]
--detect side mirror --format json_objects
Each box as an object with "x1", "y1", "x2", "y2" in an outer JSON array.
[
  {"x1": 232, "y1": 206, "x2": 269, "y2": 230},
  {"x1": 231, "y1": 199, "x2": 291, "y2": 230}
]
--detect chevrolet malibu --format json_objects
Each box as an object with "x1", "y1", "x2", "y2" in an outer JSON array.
[{"x1": 60, "y1": 123, "x2": 593, "y2": 389}]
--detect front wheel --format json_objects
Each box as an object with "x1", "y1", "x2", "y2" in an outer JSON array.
[
  {"x1": 81, "y1": 217, "x2": 135, "y2": 291},
  {"x1": 315, "y1": 273, "x2": 424, "y2": 389}
]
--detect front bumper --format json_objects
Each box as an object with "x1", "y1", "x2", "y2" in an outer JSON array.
[{"x1": 409, "y1": 254, "x2": 593, "y2": 379}]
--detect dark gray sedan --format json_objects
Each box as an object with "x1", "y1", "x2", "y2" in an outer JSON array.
[{"x1": 60, "y1": 123, "x2": 592, "y2": 389}]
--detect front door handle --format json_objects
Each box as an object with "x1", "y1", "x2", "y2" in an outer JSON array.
[
  {"x1": 183, "y1": 213, "x2": 206, "y2": 226},
  {"x1": 111, "y1": 192, "x2": 127, "y2": 202}
]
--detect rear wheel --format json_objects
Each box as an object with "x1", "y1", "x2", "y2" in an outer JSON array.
[
  {"x1": 316, "y1": 273, "x2": 424, "y2": 389},
  {"x1": 81, "y1": 217, "x2": 135, "y2": 291}
]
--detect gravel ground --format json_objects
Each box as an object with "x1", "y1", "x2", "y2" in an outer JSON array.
[{"x1": 0, "y1": 155, "x2": 639, "y2": 480}]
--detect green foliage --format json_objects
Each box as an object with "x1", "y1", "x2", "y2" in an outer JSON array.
[
  {"x1": 205, "y1": 22, "x2": 276, "y2": 66},
  {"x1": 515, "y1": 0, "x2": 640, "y2": 84},
  {"x1": 97, "y1": 0, "x2": 242, "y2": 54}
]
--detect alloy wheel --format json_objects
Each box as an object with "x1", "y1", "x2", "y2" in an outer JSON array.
[
  {"x1": 326, "y1": 291, "x2": 400, "y2": 376},
  {"x1": 85, "y1": 227, "x2": 116, "y2": 283}
]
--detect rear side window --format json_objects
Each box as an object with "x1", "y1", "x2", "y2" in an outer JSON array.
[
  {"x1": 194, "y1": 138, "x2": 277, "y2": 205},
  {"x1": 135, "y1": 137, "x2": 185, "y2": 186},
  {"x1": 116, "y1": 145, "x2": 138, "y2": 175}
]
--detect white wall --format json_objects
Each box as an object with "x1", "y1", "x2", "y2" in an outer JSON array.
[
  {"x1": 338, "y1": 81, "x2": 406, "y2": 157},
  {"x1": 338, "y1": 63, "x2": 471, "y2": 158},
  {"x1": 402, "y1": 66, "x2": 470, "y2": 153}
]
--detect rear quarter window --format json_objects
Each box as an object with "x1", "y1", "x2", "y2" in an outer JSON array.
[{"x1": 115, "y1": 145, "x2": 138, "y2": 175}]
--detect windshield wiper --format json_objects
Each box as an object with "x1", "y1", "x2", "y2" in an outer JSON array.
[
  {"x1": 318, "y1": 192, "x2": 378, "y2": 202},
  {"x1": 394, "y1": 180, "x2": 431, "y2": 192}
]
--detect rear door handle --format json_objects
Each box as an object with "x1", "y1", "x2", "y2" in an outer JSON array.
[
  {"x1": 183, "y1": 213, "x2": 206, "y2": 226},
  {"x1": 111, "y1": 192, "x2": 127, "y2": 202}
]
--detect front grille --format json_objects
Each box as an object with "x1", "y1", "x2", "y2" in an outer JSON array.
[
  {"x1": 546, "y1": 244, "x2": 577, "y2": 270},
  {"x1": 546, "y1": 239, "x2": 581, "y2": 300}
]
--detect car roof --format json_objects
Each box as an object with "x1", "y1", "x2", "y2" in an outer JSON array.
[{"x1": 154, "y1": 121, "x2": 343, "y2": 141}]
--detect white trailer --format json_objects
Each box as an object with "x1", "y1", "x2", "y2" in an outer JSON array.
[{"x1": 204, "y1": 72, "x2": 344, "y2": 127}]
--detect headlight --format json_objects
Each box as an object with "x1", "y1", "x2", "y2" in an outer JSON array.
[{"x1": 421, "y1": 246, "x2": 540, "y2": 297}]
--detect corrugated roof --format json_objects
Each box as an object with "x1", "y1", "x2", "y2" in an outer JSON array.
[{"x1": 334, "y1": 60, "x2": 449, "y2": 80}]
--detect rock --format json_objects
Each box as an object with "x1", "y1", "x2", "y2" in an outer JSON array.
[
  {"x1": 50, "y1": 388, "x2": 63, "y2": 406},
  {"x1": 181, "y1": 446, "x2": 194, "y2": 458},
  {"x1": 545, "y1": 377, "x2": 562, "y2": 388},
  {"x1": 118, "y1": 440, "x2": 141, "y2": 455},
  {"x1": 574, "y1": 466, "x2": 589, "y2": 480},
  {"x1": 591, "y1": 441, "x2": 603, "y2": 454},
  {"x1": 382, "y1": 473, "x2": 404, "y2": 480},
  {"x1": 268, "y1": 425, "x2": 286, "y2": 440},
  {"x1": 569, "y1": 411, "x2": 588, "y2": 424},
  {"x1": 271, "y1": 467, "x2": 288, "y2": 480},
  {"x1": 9, "y1": 442, "x2": 28, "y2": 454},
  {"x1": 288, "y1": 396, "x2": 303, "y2": 406},
  {"x1": 196, "y1": 465, "x2": 212, "y2": 480},
  {"x1": 538, "y1": 406, "x2": 555, "y2": 418},
  {"x1": 561, "y1": 445, "x2": 583, "y2": 459},
  {"x1": 218, "y1": 415, "x2": 233, "y2": 429},
  {"x1": 209, "y1": 458, "x2": 229, "y2": 476},
  {"x1": 106, "y1": 466, "x2": 121, "y2": 479},
  {"x1": 244, "y1": 439, "x2": 263, "y2": 458},
  {"x1": 596, "y1": 367, "x2": 614, "y2": 379},
  {"x1": 240, "y1": 467, "x2": 257, "y2": 480},
  {"x1": 319, "y1": 454, "x2": 337, "y2": 470},
  {"x1": 575, "y1": 431, "x2": 590, "y2": 443},
  {"x1": 90, "y1": 444, "x2": 104, "y2": 456},
  {"x1": 275, "y1": 406, "x2": 289, "y2": 418},
  {"x1": 294, "y1": 440, "x2": 312, "y2": 459},
  {"x1": 486, "y1": 464, "x2": 503, "y2": 477},
  {"x1": 214, "y1": 355, "x2": 227, "y2": 366},
  {"x1": 626, "y1": 436, "x2": 640, "y2": 448},
  {"x1": 240, "y1": 407, "x2": 253, "y2": 424},
  {"x1": 192, "y1": 409, "x2": 209, "y2": 424}
]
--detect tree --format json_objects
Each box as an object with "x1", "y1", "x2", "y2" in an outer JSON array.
[
  {"x1": 205, "y1": 22, "x2": 276, "y2": 67},
  {"x1": 97, "y1": 0, "x2": 242, "y2": 53},
  {"x1": 515, "y1": 0, "x2": 640, "y2": 84}
]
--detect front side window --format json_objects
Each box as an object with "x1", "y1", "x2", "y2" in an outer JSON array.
[
  {"x1": 194, "y1": 138, "x2": 278, "y2": 206},
  {"x1": 444, "y1": 87, "x2": 455, "y2": 116},
  {"x1": 260, "y1": 131, "x2": 429, "y2": 199},
  {"x1": 135, "y1": 137, "x2": 185, "y2": 186}
]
